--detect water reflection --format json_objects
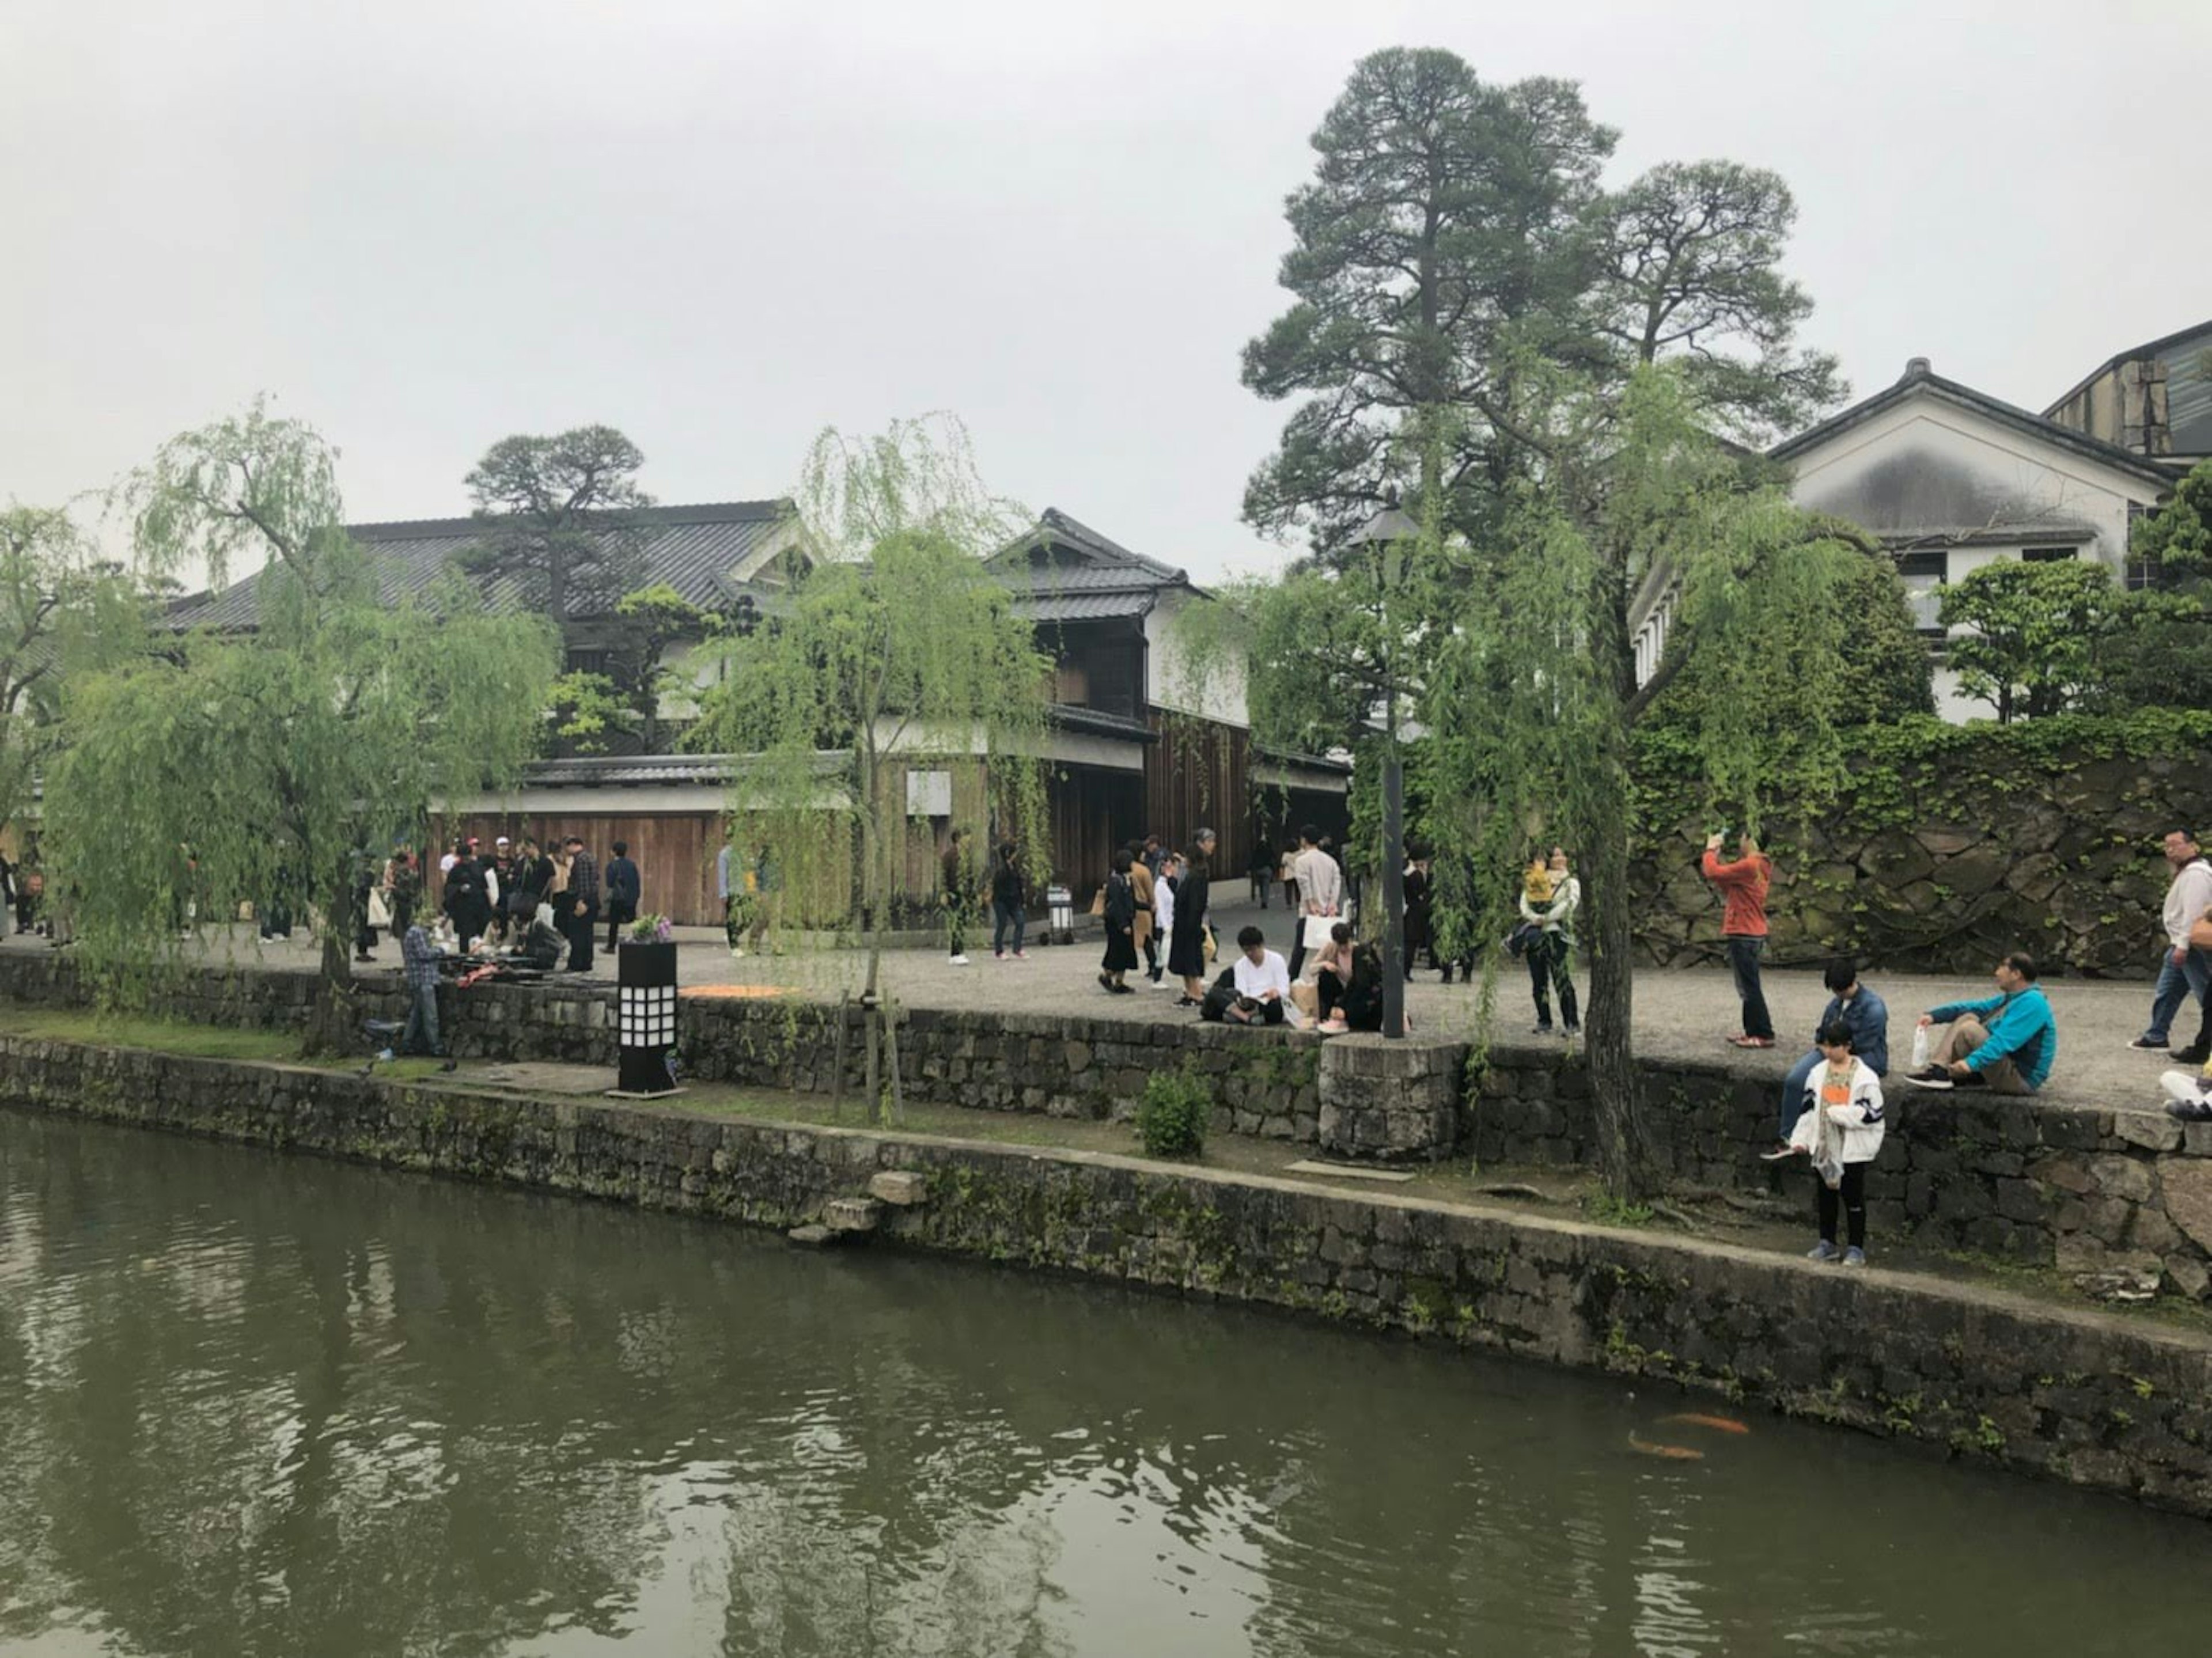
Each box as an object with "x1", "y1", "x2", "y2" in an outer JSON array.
[{"x1": 2, "y1": 1107, "x2": 2210, "y2": 1657}]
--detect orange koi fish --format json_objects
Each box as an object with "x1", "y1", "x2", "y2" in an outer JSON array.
[
  {"x1": 1662, "y1": 1413, "x2": 1751, "y2": 1435},
  {"x1": 1627, "y1": 1434, "x2": 1705, "y2": 1462}
]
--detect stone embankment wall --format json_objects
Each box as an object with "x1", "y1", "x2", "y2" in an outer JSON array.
[
  {"x1": 1631, "y1": 741, "x2": 2209, "y2": 977},
  {"x1": 5, "y1": 1033, "x2": 2212, "y2": 1520},
  {"x1": 1469, "y1": 1048, "x2": 2212, "y2": 1295},
  {"x1": 7, "y1": 954, "x2": 2212, "y2": 1296},
  {"x1": 0, "y1": 955, "x2": 1322, "y2": 1140}
]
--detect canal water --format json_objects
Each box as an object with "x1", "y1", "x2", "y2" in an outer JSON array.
[{"x1": 2, "y1": 1107, "x2": 2207, "y2": 1658}]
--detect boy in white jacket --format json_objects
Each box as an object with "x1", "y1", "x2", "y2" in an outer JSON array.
[{"x1": 1767, "y1": 1020, "x2": 1887, "y2": 1266}]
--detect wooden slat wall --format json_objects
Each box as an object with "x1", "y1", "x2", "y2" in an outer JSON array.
[
  {"x1": 1047, "y1": 764, "x2": 1147, "y2": 897},
  {"x1": 1146, "y1": 714, "x2": 1251, "y2": 875},
  {"x1": 438, "y1": 811, "x2": 723, "y2": 926}
]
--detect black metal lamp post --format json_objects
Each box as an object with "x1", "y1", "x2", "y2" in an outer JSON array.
[{"x1": 1349, "y1": 505, "x2": 1419, "y2": 1041}]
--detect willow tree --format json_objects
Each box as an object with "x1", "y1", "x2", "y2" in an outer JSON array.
[
  {"x1": 0, "y1": 504, "x2": 149, "y2": 843},
  {"x1": 45, "y1": 401, "x2": 558, "y2": 1039},
  {"x1": 1417, "y1": 369, "x2": 1863, "y2": 1194},
  {"x1": 689, "y1": 415, "x2": 1051, "y2": 1116}
]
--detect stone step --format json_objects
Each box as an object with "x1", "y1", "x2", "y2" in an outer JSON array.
[
  {"x1": 786, "y1": 1224, "x2": 834, "y2": 1246},
  {"x1": 823, "y1": 1197, "x2": 883, "y2": 1235},
  {"x1": 868, "y1": 1170, "x2": 928, "y2": 1206}
]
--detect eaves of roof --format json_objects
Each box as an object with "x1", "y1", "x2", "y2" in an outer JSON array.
[
  {"x1": 1771, "y1": 363, "x2": 2179, "y2": 490},
  {"x1": 1047, "y1": 703, "x2": 1156, "y2": 742}
]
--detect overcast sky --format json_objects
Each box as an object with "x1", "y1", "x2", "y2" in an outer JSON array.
[{"x1": 5, "y1": 0, "x2": 2208, "y2": 585}]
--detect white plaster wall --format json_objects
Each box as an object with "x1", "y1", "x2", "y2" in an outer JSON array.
[
  {"x1": 1145, "y1": 589, "x2": 1249, "y2": 727},
  {"x1": 1786, "y1": 392, "x2": 2163, "y2": 574}
]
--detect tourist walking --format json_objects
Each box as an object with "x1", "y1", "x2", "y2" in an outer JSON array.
[
  {"x1": 384, "y1": 845, "x2": 420, "y2": 938},
  {"x1": 1278, "y1": 840, "x2": 1298, "y2": 911},
  {"x1": 1141, "y1": 834, "x2": 1166, "y2": 882},
  {"x1": 1289, "y1": 824, "x2": 1344, "y2": 981},
  {"x1": 1402, "y1": 854, "x2": 1434, "y2": 979},
  {"x1": 2131, "y1": 829, "x2": 2212, "y2": 1054},
  {"x1": 1168, "y1": 830, "x2": 1215, "y2": 1005},
  {"x1": 1248, "y1": 840, "x2": 1274, "y2": 908},
  {"x1": 1128, "y1": 844, "x2": 1156, "y2": 980},
  {"x1": 389, "y1": 918, "x2": 457, "y2": 1071},
  {"x1": 1702, "y1": 830, "x2": 1775, "y2": 1048},
  {"x1": 1905, "y1": 953, "x2": 2055, "y2": 1094},
  {"x1": 441, "y1": 843, "x2": 487, "y2": 952},
  {"x1": 942, "y1": 828, "x2": 974, "y2": 966},
  {"x1": 1151, "y1": 852, "x2": 1178, "y2": 985},
  {"x1": 603, "y1": 839, "x2": 641, "y2": 953},
  {"x1": 1766, "y1": 958, "x2": 1890, "y2": 1155},
  {"x1": 1098, "y1": 849, "x2": 1139, "y2": 994},
  {"x1": 991, "y1": 840, "x2": 1027, "y2": 959},
  {"x1": 1772, "y1": 1020, "x2": 1884, "y2": 1266},
  {"x1": 1520, "y1": 845, "x2": 1581, "y2": 1036},
  {"x1": 562, "y1": 836, "x2": 599, "y2": 973}
]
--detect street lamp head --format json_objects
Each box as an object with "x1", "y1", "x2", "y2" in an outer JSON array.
[{"x1": 1349, "y1": 506, "x2": 1421, "y2": 548}]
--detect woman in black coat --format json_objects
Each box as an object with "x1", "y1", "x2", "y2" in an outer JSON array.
[
  {"x1": 1166, "y1": 829, "x2": 1214, "y2": 1006},
  {"x1": 1097, "y1": 848, "x2": 1139, "y2": 993}
]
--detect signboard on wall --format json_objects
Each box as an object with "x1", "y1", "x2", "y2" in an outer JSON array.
[{"x1": 906, "y1": 769, "x2": 952, "y2": 817}]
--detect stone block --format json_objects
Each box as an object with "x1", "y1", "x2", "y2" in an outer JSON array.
[
  {"x1": 868, "y1": 1170, "x2": 928, "y2": 1206},
  {"x1": 2160, "y1": 1160, "x2": 2212, "y2": 1255},
  {"x1": 2113, "y1": 1110, "x2": 2185, "y2": 1153},
  {"x1": 2089, "y1": 1156, "x2": 2155, "y2": 1205}
]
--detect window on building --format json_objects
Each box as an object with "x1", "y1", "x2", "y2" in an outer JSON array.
[
  {"x1": 2021, "y1": 545, "x2": 2078, "y2": 563},
  {"x1": 2124, "y1": 502, "x2": 2165, "y2": 590},
  {"x1": 1893, "y1": 549, "x2": 1948, "y2": 635},
  {"x1": 565, "y1": 649, "x2": 611, "y2": 677}
]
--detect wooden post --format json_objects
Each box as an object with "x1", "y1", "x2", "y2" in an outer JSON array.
[{"x1": 830, "y1": 988, "x2": 850, "y2": 1118}]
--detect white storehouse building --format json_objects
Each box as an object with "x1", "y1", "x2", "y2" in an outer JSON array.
[{"x1": 1631, "y1": 343, "x2": 2192, "y2": 722}]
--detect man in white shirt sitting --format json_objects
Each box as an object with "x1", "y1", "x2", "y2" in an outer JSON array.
[{"x1": 1227, "y1": 925, "x2": 1293, "y2": 1026}]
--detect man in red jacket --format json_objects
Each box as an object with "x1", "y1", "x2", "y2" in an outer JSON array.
[{"x1": 1703, "y1": 830, "x2": 1775, "y2": 1048}]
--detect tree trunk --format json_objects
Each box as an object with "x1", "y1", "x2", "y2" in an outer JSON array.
[
  {"x1": 1581, "y1": 776, "x2": 1657, "y2": 1201},
  {"x1": 1586, "y1": 554, "x2": 1660, "y2": 1200},
  {"x1": 304, "y1": 869, "x2": 358, "y2": 1057}
]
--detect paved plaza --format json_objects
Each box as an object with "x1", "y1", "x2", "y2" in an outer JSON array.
[{"x1": 31, "y1": 892, "x2": 2189, "y2": 1114}]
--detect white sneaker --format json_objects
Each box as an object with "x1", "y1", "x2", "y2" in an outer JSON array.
[
  {"x1": 730, "y1": 947, "x2": 746, "y2": 959},
  {"x1": 949, "y1": 954, "x2": 971, "y2": 966}
]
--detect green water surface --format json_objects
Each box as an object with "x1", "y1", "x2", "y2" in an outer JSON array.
[{"x1": 0, "y1": 1107, "x2": 2205, "y2": 1657}]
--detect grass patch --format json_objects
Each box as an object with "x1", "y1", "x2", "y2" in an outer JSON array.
[{"x1": 0, "y1": 1008, "x2": 319, "y2": 1065}]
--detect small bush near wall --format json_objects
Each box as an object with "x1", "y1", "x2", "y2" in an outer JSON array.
[
  {"x1": 1632, "y1": 710, "x2": 2212, "y2": 976},
  {"x1": 1137, "y1": 1068, "x2": 1210, "y2": 1159}
]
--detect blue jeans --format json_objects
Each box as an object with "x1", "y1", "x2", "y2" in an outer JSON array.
[
  {"x1": 2143, "y1": 948, "x2": 2212, "y2": 1044},
  {"x1": 1779, "y1": 1048, "x2": 1820, "y2": 1139},
  {"x1": 1726, "y1": 936, "x2": 1774, "y2": 1039},
  {"x1": 402, "y1": 982, "x2": 444, "y2": 1057},
  {"x1": 992, "y1": 900, "x2": 1025, "y2": 955}
]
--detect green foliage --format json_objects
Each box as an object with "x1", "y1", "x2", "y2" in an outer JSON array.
[
  {"x1": 50, "y1": 406, "x2": 560, "y2": 1009},
  {"x1": 0, "y1": 505, "x2": 150, "y2": 840},
  {"x1": 2131, "y1": 457, "x2": 2212, "y2": 576},
  {"x1": 546, "y1": 669, "x2": 630, "y2": 754},
  {"x1": 1135, "y1": 1067, "x2": 1211, "y2": 1160},
  {"x1": 1939, "y1": 559, "x2": 2125, "y2": 723},
  {"x1": 2092, "y1": 593, "x2": 2212, "y2": 713},
  {"x1": 460, "y1": 426, "x2": 654, "y2": 619},
  {"x1": 1642, "y1": 535, "x2": 1936, "y2": 748},
  {"x1": 1590, "y1": 159, "x2": 1844, "y2": 439},
  {"x1": 1242, "y1": 48, "x2": 1844, "y2": 558},
  {"x1": 688, "y1": 414, "x2": 1054, "y2": 1105},
  {"x1": 1242, "y1": 49, "x2": 1614, "y2": 555}
]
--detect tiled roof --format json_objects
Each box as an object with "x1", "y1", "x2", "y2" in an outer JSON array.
[
  {"x1": 168, "y1": 499, "x2": 794, "y2": 629},
  {"x1": 1021, "y1": 590, "x2": 1158, "y2": 623},
  {"x1": 986, "y1": 507, "x2": 1198, "y2": 625}
]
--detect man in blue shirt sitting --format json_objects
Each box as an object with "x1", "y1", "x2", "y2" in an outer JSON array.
[
  {"x1": 1763, "y1": 958, "x2": 1888, "y2": 1157},
  {"x1": 1906, "y1": 951, "x2": 2056, "y2": 1094}
]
